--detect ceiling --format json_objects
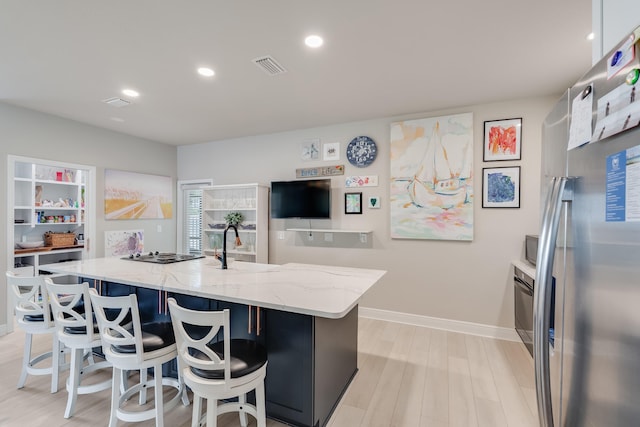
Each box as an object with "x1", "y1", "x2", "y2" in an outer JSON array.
[{"x1": 0, "y1": 1, "x2": 592, "y2": 146}]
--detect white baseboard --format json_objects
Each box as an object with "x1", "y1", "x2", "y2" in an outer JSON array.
[
  {"x1": 0, "y1": 323, "x2": 7, "y2": 337},
  {"x1": 359, "y1": 307, "x2": 520, "y2": 342}
]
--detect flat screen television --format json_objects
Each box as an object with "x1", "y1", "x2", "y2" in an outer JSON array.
[{"x1": 271, "y1": 179, "x2": 331, "y2": 219}]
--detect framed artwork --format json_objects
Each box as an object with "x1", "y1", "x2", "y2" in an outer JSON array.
[
  {"x1": 300, "y1": 138, "x2": 320, "y2": 161},
  {"x1": 482, "y1": 166, "x2": 520, "y2": 208},
  {"x1": 368, "y1": 196, "x2": 381, "y2": 209},
  {"x1": 483, "y1": 118, "x2": 522, "y2": 161},
  {"x1": 104, "y1": 169, "x2": 173, "y2": 219},
  {"x1": 390, "y1": 112, "x2": 474, "y2": 241},
  {"x1": 105, "y1": 229, "x2": 144, "y2": 257},
  {"x1": 323, "y1": 142, "x2": 340, "y2": 161},
  {"x1": 345, "y1": 192, "x2": 362, "y2": 214}
]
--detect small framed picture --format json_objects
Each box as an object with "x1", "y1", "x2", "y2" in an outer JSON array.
[
  {"x1": 345, "y1": 192, "x2": 362, "y2": 214},
  {"x1": 483, "y1": 118, "x2": 522, "y2": 161},
  {"x1": 323, "y1": 142, "x2": 340, "y2": 161},
  {"x1": 482, "y1": 166, "x2": 521, "y2": 208},
  {"x1": 368, "y1": 196, "x2": 381, "y2": 209},
  {"x1": 300, "y1": 138, "x2": 320, "y2": 161}
]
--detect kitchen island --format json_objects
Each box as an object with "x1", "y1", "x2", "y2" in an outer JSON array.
[{"x1": 40, "y1": 256, "x2": 386, "y2": 427}]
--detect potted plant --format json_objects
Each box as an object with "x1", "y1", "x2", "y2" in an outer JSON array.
[{"x1": 224, "y1": 211, "x2": 244, "y2": 227}]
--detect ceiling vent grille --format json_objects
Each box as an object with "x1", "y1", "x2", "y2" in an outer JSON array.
[
  {"x1": 102, "y1": 97, "x2": 131, "y2": 107},
  {"x1": 252, "y1": 55, "x2": 287, "y2": 76}
]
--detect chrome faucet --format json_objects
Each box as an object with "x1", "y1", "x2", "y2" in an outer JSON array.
[{"x1": 215, "y1": 224, "x2": 241, "y2": 269}]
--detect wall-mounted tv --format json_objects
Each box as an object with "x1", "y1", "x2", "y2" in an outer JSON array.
[{"x1": 271, "y1": 179, "x2": 331, "y2": 219}]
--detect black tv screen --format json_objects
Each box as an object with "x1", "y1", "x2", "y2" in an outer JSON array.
[{"x1": 271, "y1": 179, "x2": 331, "y2": 219}]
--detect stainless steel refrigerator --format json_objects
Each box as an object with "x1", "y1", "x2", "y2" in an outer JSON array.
[{"x1": 536, "y1": 26, "x2": 640, "y2": 426}]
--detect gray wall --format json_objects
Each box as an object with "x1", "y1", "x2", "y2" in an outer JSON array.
[
  {"x1": 178, "y1": 95, "x2": 557, "y2": 329},
  {"x1": 1, "y1": 102, "x2": 177, "y2": 329}
]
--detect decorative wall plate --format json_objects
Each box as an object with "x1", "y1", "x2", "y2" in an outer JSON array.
[{"x1": 346, "y1": 136, "x2": 377, "y2": 167}]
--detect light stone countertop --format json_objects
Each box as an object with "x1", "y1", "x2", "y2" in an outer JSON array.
[
  {"x1": 40, "y1": 256, "x2": 387, "y2": 319},
  {"x1": 512, "y1": 259, "x2": 536, "y2": 279}
]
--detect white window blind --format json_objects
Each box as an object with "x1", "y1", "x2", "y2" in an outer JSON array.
[{"x1": 184, "y1": 188, "x2": 203, "y2": 254}]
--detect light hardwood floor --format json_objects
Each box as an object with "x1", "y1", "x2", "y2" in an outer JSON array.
[{"x1": 0, "y1": 317, "x2": 538, "y2": 427}]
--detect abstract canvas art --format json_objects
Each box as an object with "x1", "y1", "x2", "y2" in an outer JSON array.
[{"x1": 390, "y1": 112, "x2": 474, "y2": 241}]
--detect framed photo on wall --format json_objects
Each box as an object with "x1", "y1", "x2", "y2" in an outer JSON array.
[
  {"x1": 483, "y1": 118, "x2": 522, "y2": 161},
  {"x1": 345, "y1": 192, "x2": 362, "y2": 214},
  {"x1": 482, "y1": 166, "x2": 520, "y2": 208}
]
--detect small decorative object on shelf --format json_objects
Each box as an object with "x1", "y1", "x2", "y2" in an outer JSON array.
[
  {"x1": 44, "y1": 231, "x2": 77, "y2": 247},
  {"x1": 224, "y1": 211, "x2": 244, "y2": 226}
]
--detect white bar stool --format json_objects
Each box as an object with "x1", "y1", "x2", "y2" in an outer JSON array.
[
  {"x1": 6, "y1": 271, "x2": 66, "y2": 393},
  {"x1": 168, "y1": 298, "x2": 268, "y2": 427},
  {"x1": 45, "y1": 279, "x2": 112, "y2": 418},
  {"x1": 89, "y1": 288, "x2": 188, "y2": 427}
]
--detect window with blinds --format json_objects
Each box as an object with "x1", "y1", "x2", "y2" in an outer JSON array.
[{"x1": 184, "y1": 188, "x2": 203, "y2": 254}]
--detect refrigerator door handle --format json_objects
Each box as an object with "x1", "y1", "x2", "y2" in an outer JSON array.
[{"x1": 534, "y1": 176, "x2": 570, "y2": 427}]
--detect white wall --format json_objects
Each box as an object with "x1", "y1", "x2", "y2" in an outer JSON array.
[
  {"x1": 178, "y1": 95, "x2": 558, "y2": 329},
  {"x1": 1, "y1": 102, "x2": 177, "y2": 331}
]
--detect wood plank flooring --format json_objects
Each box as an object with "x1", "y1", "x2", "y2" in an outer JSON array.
[{"x1": 0, "y1": 317, "x2": 538, "y2": 426}]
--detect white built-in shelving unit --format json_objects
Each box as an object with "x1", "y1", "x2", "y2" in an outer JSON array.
[{"x1": 201, "y1": 183, "x2": 269, "y2": 263}]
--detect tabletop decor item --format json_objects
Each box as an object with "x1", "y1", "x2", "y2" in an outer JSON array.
[
  {"x1": 346, "y1": 136, "x2": 377, "y2": 167},
  {"x1": 224, "y1": 211, "x2": 244, "y2": 226},
  {"x1": 483, "y1": 118, "x2": 522, "y2": 161}
]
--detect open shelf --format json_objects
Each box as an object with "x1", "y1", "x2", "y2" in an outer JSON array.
[{"x1": 286, "y1": 228, "x2": 372, "y2": 234}]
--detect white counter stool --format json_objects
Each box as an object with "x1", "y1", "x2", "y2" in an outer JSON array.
[
  {"x1": 89, "y1": 288, "x2": 187, "y2": 427},
  {"x1": 45, "y1": 279, "x2": 112, "y2": 418},
  {"x1": 6, "y1": 271, "x2": 66, "y2": 393},
  {"x1": 168, "y1": 298, "x2": 268, "y2": 427}
]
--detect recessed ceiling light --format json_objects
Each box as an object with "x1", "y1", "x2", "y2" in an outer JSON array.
[
  {"x1": 586, "y1": 32, "x2": 595, "y2": 41},
  {"x1": 305, "y1": 35, "x2": 324, "y2": 48},
  {"x1": 122, "y1": 89, "x2": 139, "y2": 98},
  {"x1": 110, "y1": 117, "x2": 125, "y2": 122},
  {"x1": 197, "y1": 67, "x2": 215, "y2": 77}
]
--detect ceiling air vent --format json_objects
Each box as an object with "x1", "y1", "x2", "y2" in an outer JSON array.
[
  {"x1": 102, "y1": 97, "x2": 131, "y2": 107},
  {"x1": 252, "y1": 55, "x2": 287, "y2": 76}
]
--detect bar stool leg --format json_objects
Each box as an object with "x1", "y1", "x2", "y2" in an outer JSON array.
[
  {"x1": 192, "y1": 395, "x2": 202, "y2": 427},
  {"x1": 256, "y1": 382, "x2": 266, "y2": 427},
  {"x1": 51, "y1": 334, "x2": 60, "y2": 393},
  {"x1": 17, "y1": 333, "x2": 32, "y2": 389},
  {"x1": 239, "y1": 393, "x2": 248, "y2": 427},
  {"x1": 154, "y1": 368, "x2": 164, "y2": 427},
  {"x1": 206, "y1": 397, "x2": 218, "y2": 427},
  {"x1": 139, "y1": 368, "x2": 148, "y2": 405},
  {"x1": 64, "y1": 348, "x2": 84, "y2": 418},
  {"x1": 109, "y1": 367, "x2": 122, "y2": 427}
]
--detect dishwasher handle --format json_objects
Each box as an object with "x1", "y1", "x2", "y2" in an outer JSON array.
[{"x1": 514, "y1": 277, "x2": 533, "y2": 296}]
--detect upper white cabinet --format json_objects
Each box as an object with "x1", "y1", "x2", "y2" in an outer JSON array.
[
  {"x1": 8, "y1": 156, "x2": 95, "y2": 276},
  {"x1": 201, "y1": 184, "x2": 269, "y2": 263}
]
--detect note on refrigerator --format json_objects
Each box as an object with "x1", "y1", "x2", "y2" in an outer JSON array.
[{"x1": 568, "y1": 85, "x2": 594, "y2": 151}]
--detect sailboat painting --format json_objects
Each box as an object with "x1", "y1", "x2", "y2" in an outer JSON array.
[{"x1": 390, "y1": 113, "x2": 473, "y2": 241}]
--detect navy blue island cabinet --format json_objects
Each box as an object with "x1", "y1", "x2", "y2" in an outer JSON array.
[{"x1": 90, "y1": 280, "x2": 359, "y2": 427}]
